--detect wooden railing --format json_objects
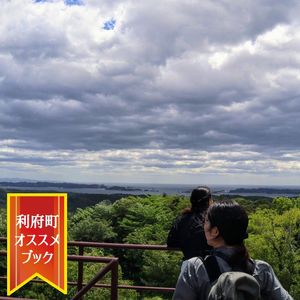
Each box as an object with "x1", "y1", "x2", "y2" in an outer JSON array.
[{"x1": 0, "y1": 237, "x2": 178, "y2": 299}]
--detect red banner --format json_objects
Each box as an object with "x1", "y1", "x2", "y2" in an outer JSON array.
[{"x1": 7, "y1": 193, "x2": 67, "y2": 295}]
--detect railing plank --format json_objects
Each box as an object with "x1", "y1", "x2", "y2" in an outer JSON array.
[
  {"x1": 71, "y1": 259, "x2": 118, "y2": 300},
  {"x1": 0, "y1": 238, "x2": 178, "y2": 298},
  {"x1": 77, "y1": 245, "x2": 84, "y2": 299}
]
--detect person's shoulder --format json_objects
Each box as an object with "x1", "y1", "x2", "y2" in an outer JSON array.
[
  {"x1": 174, "y1": 256, "x2": 210, "y2": 299},
  {"x1": 188, "y1": 256, "x2": 203, "y2": 264},
  {"x1": 252, "y1": 259, "x2": 274, "y2": 279},
  {"x1": 175, "y1": 211, "x2": 193, "y2": 222},
  {"x1": 253, "y1": 259, "x2": 272, "y2": 270},
  {"x1": 183, "y1": 256, "x2": 210, "y2": 290},
  {"x1": 181, "y1": 210, "x2": 193, "y2": 217},
  {"x1": 253, "y1": 260, "x2": 293, "y2": 299},
  {"x1": 186, "y1": 256, "x2": 205, "y2": 272}
]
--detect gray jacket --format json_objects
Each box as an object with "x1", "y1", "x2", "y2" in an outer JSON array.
[{"x1": 173, "y1": 248, "x2": 293, "y2": 300}]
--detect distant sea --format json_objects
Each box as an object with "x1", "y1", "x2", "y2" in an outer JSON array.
[{"x1": 1, "y1": 182, "x2": 300, "y2": 198}]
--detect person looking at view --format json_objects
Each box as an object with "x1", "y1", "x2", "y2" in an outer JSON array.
[
  {"x1": 167, "y1": 186, "x2": 212, "y2": 272},
  {"x1": 172, "y1": 200, "x2": 293, "y2": 300}
]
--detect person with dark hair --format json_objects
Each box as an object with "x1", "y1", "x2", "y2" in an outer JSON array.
[
  {"x1": 167, "y1": 186, "x2": 213, "y2": 271},
  {"x1": 172, "y1": 200, "x2": 293, "y2": 300}
]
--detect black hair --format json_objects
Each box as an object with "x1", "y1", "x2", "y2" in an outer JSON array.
[
  {"x1": 207, "y1": 200, "x2": 251, "y2": 272},
  {"x1": 190, "y1": 186, "x2": 211, "y2": 213}
]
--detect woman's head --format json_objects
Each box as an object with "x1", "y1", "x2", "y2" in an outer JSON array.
[
  {"x1": 190, "y1": 186, "x2": 212, "y2": 212},
  {"x1": 205, "y1": 200, "x2": 248, "y2": 247}
]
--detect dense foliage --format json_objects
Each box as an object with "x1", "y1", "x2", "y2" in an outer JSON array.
[{"x1": 0, "y1": 193, "x2": 299, "y2": 299}]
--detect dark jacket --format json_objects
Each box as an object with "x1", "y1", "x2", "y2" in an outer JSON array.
[{"x1": 167, "y1": 211, "x2": 211, "y2": 260}]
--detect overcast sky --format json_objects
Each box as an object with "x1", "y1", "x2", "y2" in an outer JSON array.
[{"x1": 0, "y1": 0, "x2": 300, "y2": 185}]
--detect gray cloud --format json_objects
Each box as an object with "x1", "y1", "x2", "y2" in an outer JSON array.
[{"x1": 0, "y1": 0, "x2": 299, "y2": 184}]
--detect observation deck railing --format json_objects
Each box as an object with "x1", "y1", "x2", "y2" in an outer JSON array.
[{"x1": 0, "y1": 237, "x2": 178, "y2": 300}]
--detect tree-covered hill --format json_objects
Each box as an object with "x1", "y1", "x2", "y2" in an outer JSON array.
[
  {"x1": 0, "y1": 188, "x2": 147, "y2": 211},
  {"x1": 0, "y1": 194, "x2": 299, "y2": 299}
]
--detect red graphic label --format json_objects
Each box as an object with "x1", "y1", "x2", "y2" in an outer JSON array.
[{"x1": 7, "y1": 193, "x2": 67, "y2": 295}]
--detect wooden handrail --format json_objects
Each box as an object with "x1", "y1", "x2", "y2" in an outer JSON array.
[{"x1": 0, "y1": 238, "x2": 178, "y2": 299}]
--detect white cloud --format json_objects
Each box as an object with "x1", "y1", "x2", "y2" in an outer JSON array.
[{"x1": 0, "y1": 0, "x2": 299, "y2": 184}]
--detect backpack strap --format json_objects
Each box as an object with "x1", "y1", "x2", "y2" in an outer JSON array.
[
  {"x1": 204, "y1": 254, "x2": 256, "y2": 283},
  {"x1": 203, "y1": 255, "x2": 222, "y2": 283},
  {"x1": 214, "y1": 252, "x2": 256, "y2": 275}
]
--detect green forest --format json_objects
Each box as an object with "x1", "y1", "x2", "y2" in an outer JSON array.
[{"x1": 0, "y1": 193, "x2": 299, "y2": 299}]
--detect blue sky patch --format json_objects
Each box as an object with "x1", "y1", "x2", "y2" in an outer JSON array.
[
  {"x1": 64, "y1": 0, "x2": 84, "y2": 5},
  {"x1": 33, "y1": 0, "x2": 84, "y2": 3},
  {"x1": 103, "y1": 19, "x2": 116, "y2": 30}
]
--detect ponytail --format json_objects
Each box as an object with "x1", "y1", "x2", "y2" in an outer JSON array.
[
  {"x1": 229, "y1": 244, "x2": 252, "y2": 274},
  {"x1": 207, "y1": 201, "x2": 252, "y2": 272}
]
